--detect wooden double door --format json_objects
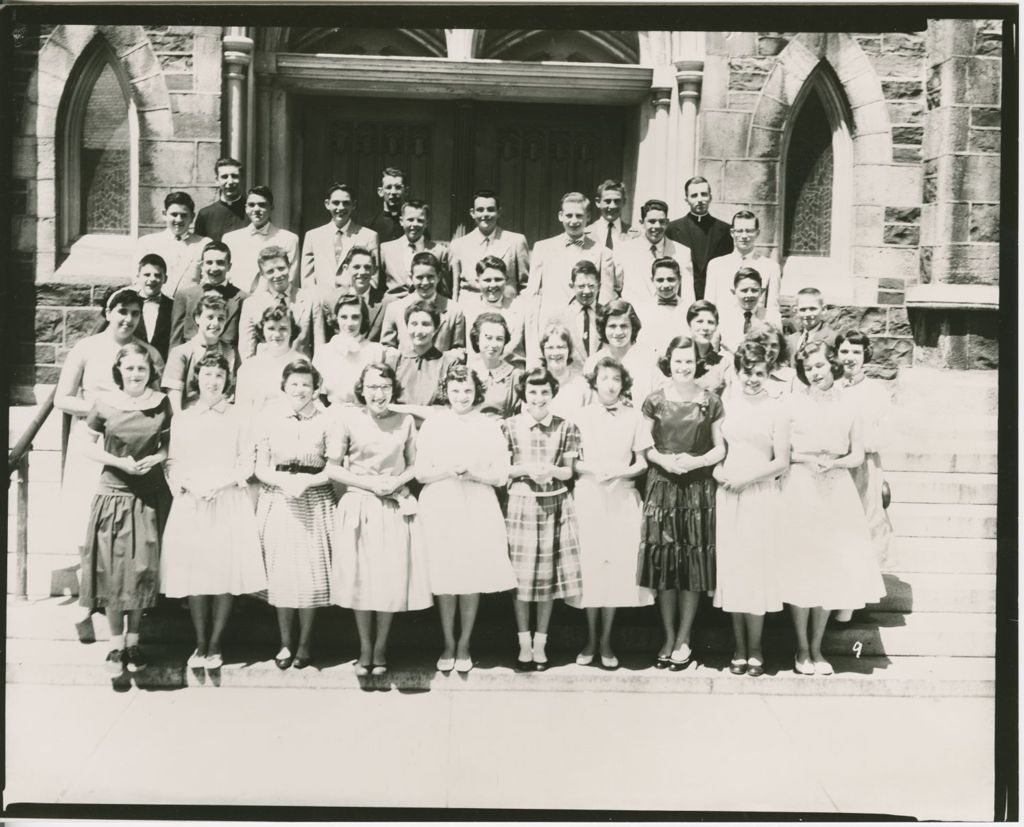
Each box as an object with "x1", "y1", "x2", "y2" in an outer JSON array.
[{"x1": 298, "y1": 96, "x2": 627, "y2": 246}]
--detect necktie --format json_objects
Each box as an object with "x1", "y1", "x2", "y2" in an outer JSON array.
[
  {"x1": 743, "y1": 311, "x2": 752, "y2": 334},
  {"x1": 605, "y1": 221, "x2": 615, "y2": 250},
  {"x1": 650, "y1": 243, "x2": 658, "y2": 259},
  {"x1": 582, "y1": 306, "x2": 592, "y2": 355},
  {"x1": 333, "y1": 230, "x2": 346, "y2": 267}
]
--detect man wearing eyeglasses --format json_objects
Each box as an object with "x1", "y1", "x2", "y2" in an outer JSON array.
[{"x1": 704, "y1": 210, "x2": 781, "y2": 317}]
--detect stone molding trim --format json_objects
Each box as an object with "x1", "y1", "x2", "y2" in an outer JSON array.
[{"x1": 265, "y1": 53, "x2": 653, "y2": 104}]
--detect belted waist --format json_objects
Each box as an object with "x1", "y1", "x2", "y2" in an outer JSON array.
[{"x1": 275, "y1": 462, "x2": 324, "y2": 474}]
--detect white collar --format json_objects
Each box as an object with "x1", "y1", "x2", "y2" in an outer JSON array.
[{"x1": 192, "y1": 397, "x2": 230, "y2": 414}]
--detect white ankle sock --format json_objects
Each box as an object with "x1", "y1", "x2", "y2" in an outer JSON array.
[
  {"x1": 125, "y1": 632, "x2": 140, "y2": 648},
  {"x1": 517, "y1": 632, "x2": 532, "y2": 660},
  {"x1": 532, "y1": 632, "x2": 548, "y2": 661}
]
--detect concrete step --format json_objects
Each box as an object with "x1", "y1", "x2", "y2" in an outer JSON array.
[
  {"x1": 5, "y1": 639, "x2": 994, "y2": 697},
  {"x1": 886, "y1": 537, "x2": 996, "y2": 574},
  {"x1": 889, "y1": 503, "x2": 997, "y2": 539},
  {"x1": 890, "y1": 413, "x2": 999, "y2": 442},
  {"x1": 8, "y1": 598, "x2": 994, "y2": 658},
  {"x1": 885, "y1": 449, "x2": 997, "y2": 473},
  {"x1": 885, "y1": 471, "x2": 998, "y2": 505},
  {"x1": 895, "y1": 368, "x2": 998, "y2": 416},
  {"x1": 867, "y1": 572, "x2": 995, "y2": 614}
]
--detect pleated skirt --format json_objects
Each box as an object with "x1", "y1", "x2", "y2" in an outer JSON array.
[{"x1": 638, "y1": 466, "x2": 716, "y2": 592}]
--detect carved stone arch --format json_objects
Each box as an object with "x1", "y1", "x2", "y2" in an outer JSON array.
[
  {"x1": 284, "y1": 27, "x2": 446, "y2": 58},
  {"x1": 38, "y1": 25, "x2": 173, "y2": 141},
  {"x1": 750, "y1": 32, "x2": 891, "y2": 163},
  {"x1": 480, "y1": 30, "x2": 640, "y2": 64}
]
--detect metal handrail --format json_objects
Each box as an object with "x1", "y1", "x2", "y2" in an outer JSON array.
[
  {"x1": 8, "y1": 385, "x2": 57, "y2": 472},
  {"x1": 8, "y1": 386, "x2": 64, "y2": 600}
]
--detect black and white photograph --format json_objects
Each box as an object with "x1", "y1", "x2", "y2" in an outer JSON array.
[{"x1": 2, "y1": 3, "x2": 1015, "y2": 820}]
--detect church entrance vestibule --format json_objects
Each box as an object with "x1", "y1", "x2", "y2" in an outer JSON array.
[{"x1": 296, "y1": 96, "x2": 628, "y2": 244}]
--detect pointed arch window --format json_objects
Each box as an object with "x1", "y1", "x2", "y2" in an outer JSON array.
[
  {"x1": 780, "y1": 62, "x2": 853, "y2": 300},
  {"x1": 58, "y1": 38, "x2": 138, "y2": 252}
]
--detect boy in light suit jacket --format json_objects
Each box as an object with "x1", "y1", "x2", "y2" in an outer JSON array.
[
  {"x1": 379, "y1": 200, "x2": 451, "y2": 298},
  {"x1": 300, "y1": 182, "x2": 379, "y2": 290},
  {"x1": 450, "y1": 189, "x2": 530, "y2": 300}
]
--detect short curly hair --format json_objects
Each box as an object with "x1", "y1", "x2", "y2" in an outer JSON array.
[
  {"x1": 585, "y1": 355, "x2": 633, "y2": 396},
  {"x1": 279, "y1": 358, "x2": 321, "y2": 392},
  {"x1": 657, "y1": 335, "x2": 698, "y2": 377},
  {"x1": 441, "y1": 362, "x2": 485, "y2": 406},
  {"x1": 333, "y1": 293, "x2": 370, "y2": 337},
  {"x1": 597, "y1": 299, "x2": 642, "y2": 345},
  {"x1": 539, "y1": 323, "x2": 576, "y2": 367},
  {"x1": 744, "y1": 321, "x2": 788, "y2": 367},
  {"x1": 188, "y1": 351, "x2": 234, "y2": 398},
  {"x1": 794, "y1": 340, "x2": 844, "y2": 386},
  {"x1": 835, "y1": 329, "x2": 873, "y2": 364},
  {"x1": 353, "y1": 362, "x2": 402, "y2": 405},
  {"x1": 470, "y1": 312, "x2": 510, "y2": 352},
  {"x1": 732, "y1": 341, "x2": 770, "y2": 375},
  {"x1": 257, "y1": 302, "x2": 298, "y2": 344},
  {"x1": 404, "y1": 299, "x2": 441, "y2": 328},
  {"x1": 686, "y1": 299, "x2": 719, "y2": 325}
]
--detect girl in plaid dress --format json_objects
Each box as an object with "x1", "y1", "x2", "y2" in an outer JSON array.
[
  {"x1": 502, "y1": 367, "x2": 583, "y2": 671},
  {"x1": 253, "y1": 359, "x2": 335, "y2": 671}
]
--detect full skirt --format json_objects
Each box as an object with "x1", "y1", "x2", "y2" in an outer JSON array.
[
  {"x1": 566, "y1": 477, "x2": 654, "y2": 608},
  {"x1": 776, "y1": 465, "x2": 886, "y2": 610},
  {"x1": 850, "y1": 452, "x2": 894, "y2": 566},
  {"x1": 505, "y1": 491, "x2": 583, "y2": 602},
  {"x1": 331, "y1": 491, "x2": 433, "y2": 612},
  {"x1": 161, "y1": 486, "x2": 267, "y2": 597},
  {"x1": 418, "y1": 479, "x2": 516, "y2": 595},
  {"x1": 256, "y1": 483, "x2": 334, "y2": 608},
  {"x1": 80, "y1": 486, "x2": 170, "y2": 611},
  {"x1": 712, "y1": 478, "x2": 785, "y2": 615},
  {"x1": 638, "y1": 466, "x2": 716, "y2": 591}
]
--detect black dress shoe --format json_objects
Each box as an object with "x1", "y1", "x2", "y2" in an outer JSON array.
[
  {"x1": 655, "y1": 655, "x2": 672, "y2": 669},
  {"x1": 275, "y1": 654, "x2": 294, "y2": 670},
  {"x1": 292, "y1": 655, "x2": 311, "y2": 670}
]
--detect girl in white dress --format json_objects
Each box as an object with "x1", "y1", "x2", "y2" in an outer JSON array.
[
  {"x1": 837, "y1": 330, "x2": 895, "y2": 567},
  {"x1": 415, "y1": 363, "x2": 516, "y2": 673},
  {"x1": 712, "y1": 343, "x2": 790, "y2": 678},
  {"x1": 584, "y1": 300, "x2": 657, "y2": 405},
  {"x1": 567, "y1": 357, "x2": 654, "y2": 669},
  {"x1": 161, "y1": 352, "x2": 267, "y2": 669},
  {"x1": 234, "y1": 304, "x2": 305, "y2": 413},
  {"x1": 780, "y1": 341, "x2": 885, "y2": 676},
  {"x1": 328, "y1": 362, "x2": 432, "y2": 676},
  {"x1": 314, "y1": 293, "x2": 394, "y2": 407}
]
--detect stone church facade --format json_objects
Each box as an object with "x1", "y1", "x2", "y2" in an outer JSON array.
[{"x1": 9, "y1": 21, "x2": 1003, "y2": 398}]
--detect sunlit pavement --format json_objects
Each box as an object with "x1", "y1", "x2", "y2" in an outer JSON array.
[{"x1": 5, "y1": 682, "x2": 993, "y2": 818}]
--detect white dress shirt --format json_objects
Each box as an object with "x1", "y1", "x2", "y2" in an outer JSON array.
[
  {"x1": 705, "y1": 250, "x2": 782, "y2": 317},
  {"x1": 222, "y1": 221, "x2": 301, "y2": 293}
]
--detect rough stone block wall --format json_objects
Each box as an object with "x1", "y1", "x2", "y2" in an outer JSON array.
[
  {"x1": 10, "y1": 24, "x2": 223, "y2": 394},
  {"x1": 920, "y1": 19, "x2": 1002, "y2": 286},
  {"x1": 700, "y1": 22, "x2": 998, "y2": 372}
]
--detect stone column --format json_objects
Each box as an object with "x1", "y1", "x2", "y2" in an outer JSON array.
[
  {"x1": 911, "y1": 19, "x2": 1001, "y2": 368},
  {"x1": 223, "y1": 29, "x2": 253, "y2": 164},
  {"x1": 674, "y1": 60, "x2": 704, "y2": 185},
  {"x1": 629, "y1": 67, "x2": 673, "y2": 218}
]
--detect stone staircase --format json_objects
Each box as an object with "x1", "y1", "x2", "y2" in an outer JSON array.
[{"x1": 7, "y1": 367, "x2": 999, "y2": 696}]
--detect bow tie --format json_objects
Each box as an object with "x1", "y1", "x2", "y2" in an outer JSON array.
[
  {"x1": 657, "y1": 298, "x2": 678, "y2": 306},
  {"x1": 567, "y1": 236, "x2": 586, "y2": 248}
]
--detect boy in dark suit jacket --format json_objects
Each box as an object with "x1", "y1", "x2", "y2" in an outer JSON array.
[
  {"x1": 170, "y1": 241, "x2": 249, "y2": 349},
  {"x1": 135, "y1": 253, "x2": 174, "y2": 361},
  {"x1": 665, "y1": 175, "x2": 734, "y2": 301}
]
